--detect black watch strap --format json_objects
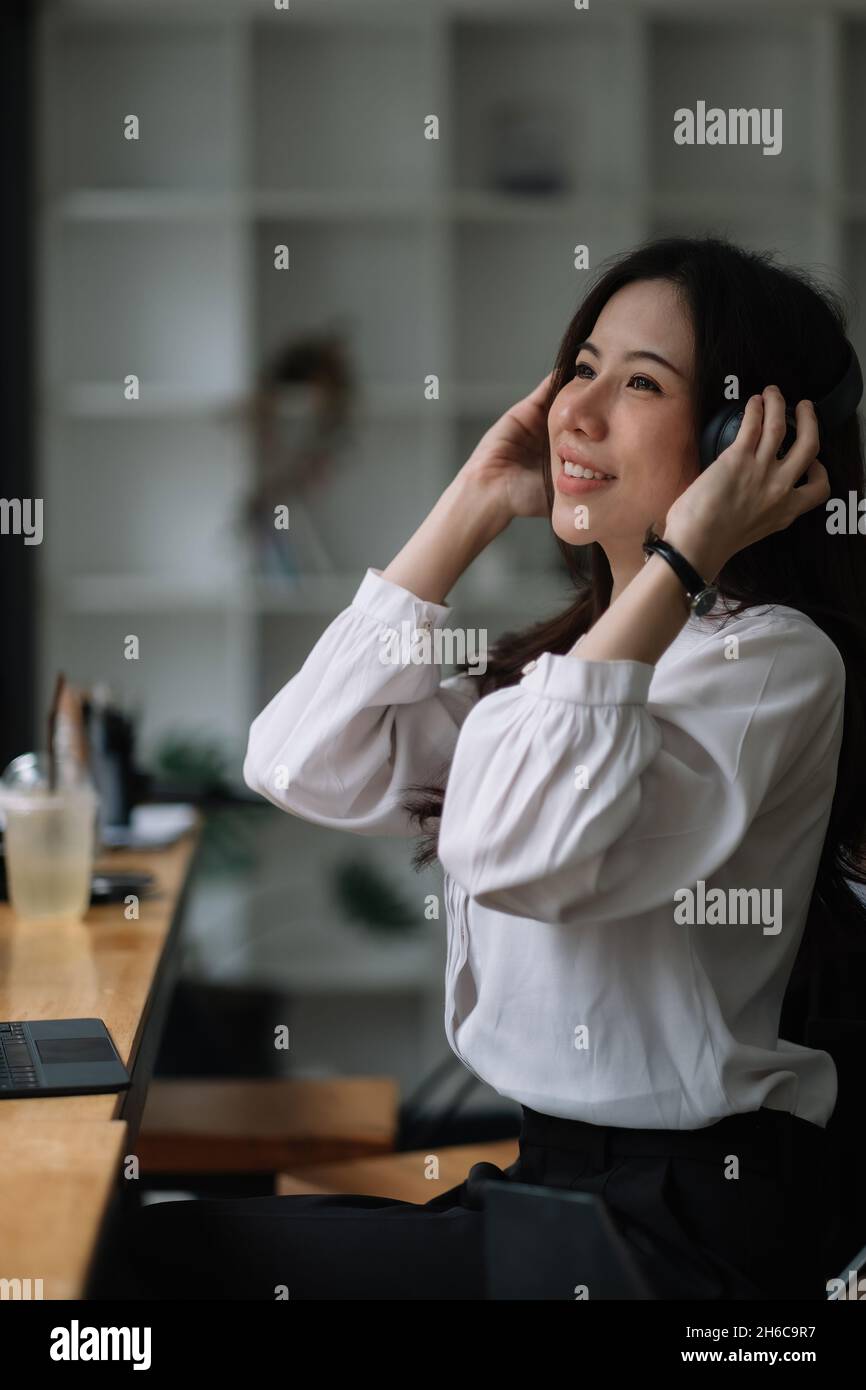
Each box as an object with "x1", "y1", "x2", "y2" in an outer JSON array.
[{"x1": 642, "y1": 536, "x2": 718, "y2": 616}]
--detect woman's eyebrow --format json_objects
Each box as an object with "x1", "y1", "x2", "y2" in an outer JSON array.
[{"x1": 575, "y1": 338, "x2": 686, "y2": 380}]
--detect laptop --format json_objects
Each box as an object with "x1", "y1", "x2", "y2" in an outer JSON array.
[
  {"x1": 0, "y1": 1018, "x2": 130, "y2": 1097},
  {"x1": 483, "y1": 1179, "x2": 656, "y2": 1300}
]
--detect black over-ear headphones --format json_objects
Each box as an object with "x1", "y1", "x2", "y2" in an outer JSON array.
[{"x1": 698, "y1": 340, "x2": 864, "y2": 475}]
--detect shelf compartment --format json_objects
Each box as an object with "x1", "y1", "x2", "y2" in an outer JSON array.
[
  {"x1": 42, "y1": 419, "x2": 249, "y2": 586},
  {"x1": 251, "y1": 21, "x2": 434, "y2": 196},
  {"x1": 451, "y1": 15, "x2": 630, "y2": 198},
  {"x1": 648, "y1": 17, "x2": 817, "y2": 196},
  {"x1": 253, "y1": 221, "x2": 433, "y2": 390},
  {"x1": 50, "y1": 20, "x2": 237, "y2": 192},
  {"x1": 55, "y1": 222, "x2": 246, "y2": 391}
]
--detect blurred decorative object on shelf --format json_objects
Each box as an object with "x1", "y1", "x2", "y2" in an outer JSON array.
[
  {"x1": 239, "y1": 322, "x2": 357, "y2": 579},
  {"x1": 330, "y1": 855, "x2": 419, "y2": 935},
  {"x1": 486, "y1": 101, "x2": 567, "y2": 196}
]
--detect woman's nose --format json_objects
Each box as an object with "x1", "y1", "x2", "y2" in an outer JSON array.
[{"x1": 554, "y1": 380, "x2": 607, "y2": 437}]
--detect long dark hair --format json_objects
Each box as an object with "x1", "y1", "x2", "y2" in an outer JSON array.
[{"x1": 401, "y1": 234, "x2": 866, "y2": 1015}]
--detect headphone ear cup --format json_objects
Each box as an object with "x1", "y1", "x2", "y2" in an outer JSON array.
[
  {"x1": 702, "y1": 404, "x2": 802, "y2": 468},
  {"x1": 699, "y1": 409, "x2": 744, "y2": 469}
]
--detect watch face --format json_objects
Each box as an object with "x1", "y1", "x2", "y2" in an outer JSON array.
[{"x1": 692, "y1": 586, "x2": 718, "y2": 617}]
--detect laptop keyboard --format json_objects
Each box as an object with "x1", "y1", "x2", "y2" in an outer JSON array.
[{"x1": 0, "y1": 1023, "x2": 39, "y2": 1090}]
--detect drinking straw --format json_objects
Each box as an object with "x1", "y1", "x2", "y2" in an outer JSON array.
[{"x1": 46, "y1": 672, "x2": 66, "y2": 792}]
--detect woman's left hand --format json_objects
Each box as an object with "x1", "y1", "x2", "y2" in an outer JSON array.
[{"x1": 662, "y1": 385, "x2": 831, "y2": 579}]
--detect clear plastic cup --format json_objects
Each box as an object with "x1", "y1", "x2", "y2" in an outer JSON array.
[{"x1": 0, "y1": 752, "x2": 99, "y2": 923}]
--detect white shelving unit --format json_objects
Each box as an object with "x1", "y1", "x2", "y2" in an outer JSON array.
[{"x1": 36, "y1": 0, "x2": 866, "y2": 778}]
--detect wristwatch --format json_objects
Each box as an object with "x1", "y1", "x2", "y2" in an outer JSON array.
[{"x1": 642, "y1": 535, "x2": 719, "y2": 617}]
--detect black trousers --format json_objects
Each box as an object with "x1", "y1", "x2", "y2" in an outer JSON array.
[{"x1": 110, "y1": 1104, "x2": 843, "y2": 1300}]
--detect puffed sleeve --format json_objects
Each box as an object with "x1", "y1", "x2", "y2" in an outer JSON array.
[
  {"x1": 242, "y1": 566, "x2": 480, "y2": 836},
  {"x1": 436, "y1": 615, "x2": 846, "y2": 924}
]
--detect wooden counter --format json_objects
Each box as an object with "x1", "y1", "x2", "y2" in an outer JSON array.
[
  {"x1": 0, "y1": 818, "x2": 202, "y2": 1297},
  {"x1": 1, "y1": 1118, "x2": 129, "y2": 1300}
]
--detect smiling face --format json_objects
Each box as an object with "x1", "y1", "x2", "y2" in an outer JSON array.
[{"x1": 549, "y1": 278, "x2": 699, "y2": 553}]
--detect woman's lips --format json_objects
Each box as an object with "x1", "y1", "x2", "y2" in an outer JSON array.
[{"x1": 555, "y1": 470, "x2": 616, "y2": 496}]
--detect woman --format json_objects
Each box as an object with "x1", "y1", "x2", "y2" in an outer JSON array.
[{"x1": 121, "y1": 235, "x2": 866, "y2": 1301}]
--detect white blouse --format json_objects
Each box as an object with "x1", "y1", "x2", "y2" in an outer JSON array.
[{"x1": 243, "y1": 565, "x2": 846, "y2": 1130}]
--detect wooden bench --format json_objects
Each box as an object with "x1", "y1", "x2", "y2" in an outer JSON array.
[
  {"x1": 276, "y1": 1138, "x2": 520, "y2": 1203},
  {"x1": 136, "y1": 1076, "x2": 399, "y2": 1175}
]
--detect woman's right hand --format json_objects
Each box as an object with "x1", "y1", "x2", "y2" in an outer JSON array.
[
  {"x1": 380, "y1": 374, "x2": 555, "y2": 604},
  {"x1": 459, "y1": 373, "x2": 554, "y2": 523}
]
